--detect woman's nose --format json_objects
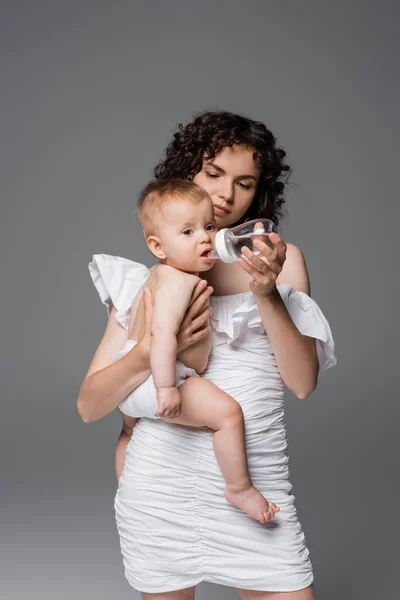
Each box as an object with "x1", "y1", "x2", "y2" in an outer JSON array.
[{"x1": 217, "y1": 179, "x2": 233, "y2": 203}]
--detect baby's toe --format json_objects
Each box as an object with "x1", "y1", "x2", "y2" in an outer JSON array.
[
  {"x1": 259, "y1": 512, "x2": 267, "y2": 524},
  {"x1": 262, "y1": 511, "x2": 271, "y2": 523}
]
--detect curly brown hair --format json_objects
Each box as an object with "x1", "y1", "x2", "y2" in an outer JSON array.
[{"x1": 154, "y1": 110, "x2": 291, "y2": 227}]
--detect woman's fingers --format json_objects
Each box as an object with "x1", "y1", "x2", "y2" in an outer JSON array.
[
  {"x1": 194, "y1": 283, "x2": 213, "y2": 309},
  {"x1": 238, "y1": 234, "x2": 288, "y2": 296},
  {"x1": 189, "y1": 279, "x2": 208, "y2": 305},
  {"x1": 252, "y1": 240, "x2": 279, "y2": 269},
  {"x1": 177, "y1": 282, "x2": 213, "y2": 352},
  {"x1": 243, "y1": 235, "x2": 286, "y2": 275},
  {"x1": 184, "y1": 285, "x2": 213, "y2": 323},
  {"x1": 238, "y1": 255, "x2": 267, "y2": 282},
  {"x1": 190, "y1": 306, "x2": 211, "y2": 332},
  {"x1": 255, "y1": 233, "x2": 287, "y2": 263},
  {"x1": 241, "y1": 246, "x2": 278, "y2": 276},
  {"x1": 190, "y1": 324, "x2": 211, "y2": 343},
  {"x1": 251, "y1": 221, "x2": 272, "y2": 249}
]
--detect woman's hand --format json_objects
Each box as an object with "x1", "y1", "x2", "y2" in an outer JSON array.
[
  {"x1": 239, "y1": 228, "x2": 287, "y2": 297},
  {"x1": 177, "y1": 280, "x2": 213, "y2": 353},
  {"x1": 135, "y1": 281, "x2": 213, "y2": 358}
]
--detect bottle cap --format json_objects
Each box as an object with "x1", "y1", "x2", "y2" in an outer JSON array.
[{"x1": 214, "y1": 229, "x2": 236, "y2": 263}]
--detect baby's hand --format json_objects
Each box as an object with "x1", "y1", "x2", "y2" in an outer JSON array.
[{"x1": 155, "y1": 387, "x2": 182, "y2": 418}]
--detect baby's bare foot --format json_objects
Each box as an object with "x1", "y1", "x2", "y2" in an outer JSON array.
[{"x1": 225, "y1": 485, "x2": 280, "y2": 523}]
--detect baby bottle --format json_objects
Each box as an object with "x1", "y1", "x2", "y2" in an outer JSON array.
[{"x1": 207, "y1": 218, "x2": 276, "y2": 263}]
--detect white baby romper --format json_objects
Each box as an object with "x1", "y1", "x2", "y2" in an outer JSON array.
[{"x1": 89, "y1": 253, "x2": 337, "y2": 594}]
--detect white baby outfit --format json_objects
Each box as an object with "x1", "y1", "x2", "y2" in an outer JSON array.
[
  {"x1": 115, "y1": 340, "x2": 197, "y2": 418},
  {"x1": 89, "y1": 253, "x2": 336, "y2": 594}
]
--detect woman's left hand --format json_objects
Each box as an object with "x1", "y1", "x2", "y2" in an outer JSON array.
[{"x1": 238, "y1": 229, "x2": 287, "y2": 297}]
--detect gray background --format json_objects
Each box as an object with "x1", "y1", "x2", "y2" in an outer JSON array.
[{"x1": 1, "y1": 1, "x2": 399, "y2": 599}]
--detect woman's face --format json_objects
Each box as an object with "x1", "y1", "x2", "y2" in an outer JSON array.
[{"x1": 193, "y1": 144, "x2": 261, "y2": 228}]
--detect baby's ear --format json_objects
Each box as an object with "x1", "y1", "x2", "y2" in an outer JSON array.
[{"x1": 147, "y1": 236, "x2": 166, "y2": 260}]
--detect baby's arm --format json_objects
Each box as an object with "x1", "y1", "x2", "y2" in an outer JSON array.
[{"x1": 151, "y1": 266, "x2": 199, "y2": 417}]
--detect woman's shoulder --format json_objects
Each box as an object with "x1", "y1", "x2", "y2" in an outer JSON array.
[{"x1": 276, "y1": 242, "x2": 310, "y2": 294}]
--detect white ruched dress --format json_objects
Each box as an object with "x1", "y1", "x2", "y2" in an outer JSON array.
[{"x1": 89, "y1": 253, "x2": 337, "y2": 593}]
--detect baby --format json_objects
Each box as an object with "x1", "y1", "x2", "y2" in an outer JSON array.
[{"x1": 115, "y1": 179, "x2": 280, "y2": 523}]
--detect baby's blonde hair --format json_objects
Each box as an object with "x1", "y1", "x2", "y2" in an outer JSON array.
[{"x1": 137, "y1": 179, "x2": 212, "y2": 238}]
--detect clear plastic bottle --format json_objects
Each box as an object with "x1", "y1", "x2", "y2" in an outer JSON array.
[{"x1": 207, "y1": 218, "x2": 276, "y2": 263}]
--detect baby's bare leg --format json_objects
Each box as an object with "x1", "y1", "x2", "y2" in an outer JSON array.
[{"x1": 165, "y1": 377, "x2": 279, "y2": 523}]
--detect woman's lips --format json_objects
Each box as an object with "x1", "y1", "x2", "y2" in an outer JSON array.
[{"x1": 213, "y1": 204, "x2": 230, "y2": 215}]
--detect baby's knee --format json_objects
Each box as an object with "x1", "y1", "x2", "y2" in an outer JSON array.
[{"x1": 223, "y1": 398, "x2": 244, "y2": 427}]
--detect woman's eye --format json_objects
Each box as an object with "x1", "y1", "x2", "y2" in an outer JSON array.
[
  {"x1": 238, "y1": 182, "x2": 251, "y2": 190},
  {"x1": 206, "y1": 172, "x2": 219, "y2": 179},
  {"x1": 183, "y1": 229, "x2": 193, "y2": 236}
]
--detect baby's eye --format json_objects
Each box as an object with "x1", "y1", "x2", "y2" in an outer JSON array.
[
  {"x1": 206, "y1": 224, "x2": 216, "y2": 231},
  {"x1": 183, "y1": 229, "x2": 193, "y2": 236}
]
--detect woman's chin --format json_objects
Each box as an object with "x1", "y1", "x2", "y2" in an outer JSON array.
[{"x1": 214, "y1": 215, "x2": 229, "y2": 227}]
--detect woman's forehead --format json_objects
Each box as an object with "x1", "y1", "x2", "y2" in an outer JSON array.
[{"x1": 204, "y1": 145, "x2": 260, "y2": 176}]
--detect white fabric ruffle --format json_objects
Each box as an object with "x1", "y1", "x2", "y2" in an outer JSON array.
[
  {"x1": 210, "y1": 285, "x2": 336, "y2": 372},
  {"x1": 88, "y1": 253, "x2": 150, "y2": 330},
  {"x1": 89, "y1": 254, "x2": 336, "y2": 372}
]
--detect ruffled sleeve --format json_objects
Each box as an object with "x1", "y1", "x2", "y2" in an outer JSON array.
[
  {"x1": 278, "y1": 284, "x2": 337, "y2": 372},
  {"x1": 88, "y1": 254, "x2": 151, "y2": 330},
  {"x1": 210, "y1": 285, "x2": 336, "y2": 373}
]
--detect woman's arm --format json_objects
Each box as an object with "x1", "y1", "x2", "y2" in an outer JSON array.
[
  {"x1": 256, "y1": 294, "x2": 318, "y2": 399},
  {"x1": 77, "y1": 302, "x2": 152, "y2": 423},
  {"x1": 257, "y1": 242, "x2": 318, "y2": 399},
  {"x1": 77, "y1": 281, "x2": 214, "y2": 423},
  {"x1": 239, "y1": 238, "x2": 319, "y2": 400}
]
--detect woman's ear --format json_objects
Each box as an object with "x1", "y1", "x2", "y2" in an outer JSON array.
[{"x1": 147, "y1": 236, "x2": 166, "y2": 260}]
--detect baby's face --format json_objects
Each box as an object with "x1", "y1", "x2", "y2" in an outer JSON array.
[{"x1": 156, "y1": 197, "x2": 217, "y2": 273}]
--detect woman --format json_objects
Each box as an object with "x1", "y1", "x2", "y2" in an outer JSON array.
[{"x1": 77, "y1": 111, "x2": 336, "y2": 599}]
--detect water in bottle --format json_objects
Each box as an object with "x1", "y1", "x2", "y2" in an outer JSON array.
[{"x1": 207, "y1": 218, "x2": 276, "y2": 263}]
